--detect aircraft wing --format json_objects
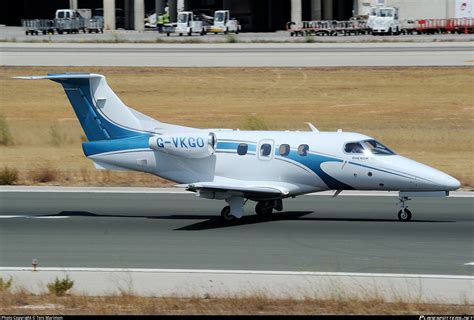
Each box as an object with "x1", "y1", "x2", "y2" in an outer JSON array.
[{"x1": 185, "y1": 182, "x2": 288, "y2": 200}]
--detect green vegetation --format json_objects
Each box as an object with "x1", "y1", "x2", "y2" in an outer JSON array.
[
  {"x1": 47, "y1": 276, "x2": 74, "y2": 296},
  {"x1": 0, "y1": 277, "x2": 13, "y2": 292},
  {"x1": 0, "y1": 167, "x2": 18, "y2": 185},
  {"x1": 0, "y1": 114, "x2": 13, "y2": 146}
]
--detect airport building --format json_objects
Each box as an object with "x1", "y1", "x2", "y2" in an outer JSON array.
[{"x1": 2, "y1": 0, "x2": 472, "y2": 31}]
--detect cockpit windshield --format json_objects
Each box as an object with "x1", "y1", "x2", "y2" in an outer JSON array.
[
  {"x1": 363, "y1": 139, "x2": 395, "y2": 155},
  {"x1": 344, "y1": 139, "x2": 396, "y2": 156}
]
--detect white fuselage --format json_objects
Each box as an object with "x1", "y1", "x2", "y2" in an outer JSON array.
[{"x1": 88, "y1": 130, "x2": 460, "y2": 196}]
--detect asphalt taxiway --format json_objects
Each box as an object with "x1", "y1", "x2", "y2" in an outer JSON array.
[
  {"x1": 2, "y1": 42, "x2": 472, "y2": 66},
  {"x1": 1, "y1": 188, "x2": 472, "y2": 275}
]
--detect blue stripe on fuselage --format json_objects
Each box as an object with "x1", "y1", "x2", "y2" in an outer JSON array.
[
  {"x1": 215, "y1": 140, "x2": 353, "y2": 190},
  {"x1": 82, "y1": 135, "x2": 151, "y2": 157}
]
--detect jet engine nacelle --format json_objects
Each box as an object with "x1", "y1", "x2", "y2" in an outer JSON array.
[{"x1": 149, "y1": 132, "x2": 216, "y2": 158}]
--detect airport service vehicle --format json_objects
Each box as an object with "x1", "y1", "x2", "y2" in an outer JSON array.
[
  {"x1": 21, "y1": 9, "x2": 103, "y2": 35},
  {"x1": 367, "y1": 6, "x2": 401, "y2": 35},
  {"x1": 207, "y1": 10, "x2": 240, "y2": 34},
  {"x1": 17, "y1": 74, "x2": 461, "y2": 222},
  {"x1": 174, "y1": 11, "x2": 207, "y2": 36}
]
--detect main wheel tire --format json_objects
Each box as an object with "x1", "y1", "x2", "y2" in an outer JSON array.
[
  {"x1": 255, "y1": 201, "x2": 273, "y2": 216},
  {"x1": 221, "y1": 206, "x2": 234, "y2": 221},
  {"x1": 398, "y1": 209, "x2": 412, "y2": 222}
]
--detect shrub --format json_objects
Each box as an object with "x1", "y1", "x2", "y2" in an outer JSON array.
[
  {"x1": 304, "y1": 34, "x2": 316, "y2": 43},
  {"x1": 32, "y1": 167, "x2": 58, "y2": 183},
  {"x1": 47, "y1": 276, "x2": 74, "y2": 296},
  {"x1": 0, "y1": 115, "x2": 13, "y2": 146},
  {"x1": 0, "y1": 167, "x2": 18, "y2": 185},
  {"x1": 0, "y1": 277, "x2": 12, "y2": 292},
  {"x1": 225, "y1": 33, "x2": 238, "y2": 43},
  {"x1": 243, "y1": 115, "x2": 268, "y2": 130}
]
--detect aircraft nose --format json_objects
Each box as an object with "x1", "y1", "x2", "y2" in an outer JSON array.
[{"x1": 433, "y1": 172, "x2": 461, "y2": 191}]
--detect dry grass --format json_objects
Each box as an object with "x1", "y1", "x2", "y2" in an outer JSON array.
[
  {"x1": 0, "y1": 290, "x2": 471, "y2": 315},
  {"x1": 0, "y1": 66, "x2": 473, "y2": 188}
]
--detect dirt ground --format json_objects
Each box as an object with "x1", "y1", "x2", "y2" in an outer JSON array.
[
  {"x1": 0, "y1": 290, "x2": 472, "y2": 315},
  {"x1": 0, "y1": 66, "x2": 472, "y2": 188}
]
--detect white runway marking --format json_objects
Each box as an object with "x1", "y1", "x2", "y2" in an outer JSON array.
[
  {"x1": 0, "y1": 216, "x2": 69, "y2": 219},
  {"x1": 0, "y1": 267, "x2": 472, "y2": 280},
  {"x1": 464, "y1": 262, "x2": 474, "y2": 266},
  {"x1": 33, "y1": 216, "x2": 70, "y2": 219}
]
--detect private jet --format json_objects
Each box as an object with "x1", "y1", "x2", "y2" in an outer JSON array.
[{"x1": 17, "y1": 73, "x2": 461, "y2": 222}]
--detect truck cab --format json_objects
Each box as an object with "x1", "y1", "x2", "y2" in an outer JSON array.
[
  {"x1": 208, "y1": 10, "x2": 240, "y2": 34},
  {"x1": 368, "y1": 6, "x2": 401, "y2": 35},
  {"x1": 55, "y1": 9, "x2": 82, "y2": 19},
  {"x1": 175, "y1": 11, "x2": 206, "y2": 36}
]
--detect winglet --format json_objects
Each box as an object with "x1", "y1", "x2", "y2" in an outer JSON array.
[{"x1": 307, "y1": 122, "x2": 319, "y2": 132}]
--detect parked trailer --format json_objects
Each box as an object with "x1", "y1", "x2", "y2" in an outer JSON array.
[
  {"x1": 85, "y1": 17, "x2": 104, "y2": 33},
  {"x1": 21, "y1": 19, "x2": 56, "y2": 35},
  {"x1": 416, "y1": 18, "x2": 474, "y2": 34},
  {"x1": 287, "y1": 20, "x2": 370, "y2": 37}
]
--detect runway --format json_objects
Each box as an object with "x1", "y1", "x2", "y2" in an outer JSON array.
[
  {"x1": 1, "y1": 42, "x2": 473, "y2": 67},
  {"x1": 1, "y1": 187, "x2": 472, "y2": 275}
]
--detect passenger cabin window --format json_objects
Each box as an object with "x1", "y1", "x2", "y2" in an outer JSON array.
[
  {"x1": 363, "y1": 139, "x2": 395, "y2": 155},
  {"x1": 344, "y1": 142, "x2": 364, "y2": 154},
  {"x1": 298, "y1": 144, "x2": 309, "y2": 156},
  {"x1": 279, "y1": 144, "x2": 290, "y2": 156},
  {"x1": 237, "y1": 143, "x2": 248, "y2": 155},
  {"x1": 260, "y1": 143, "x2": 272, "y2": 157}
]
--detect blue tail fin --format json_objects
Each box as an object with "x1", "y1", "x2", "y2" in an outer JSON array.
[{"x1": 17, "y1": 73, "x2": 149, "y2": 141}]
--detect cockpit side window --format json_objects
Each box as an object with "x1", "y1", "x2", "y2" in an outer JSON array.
[
  {"x1": 344, "y1": 142, "x2": 364, "y2": 154},
  {"x1": 363, "y1": 139, "x2": 395, "y2": 155}
]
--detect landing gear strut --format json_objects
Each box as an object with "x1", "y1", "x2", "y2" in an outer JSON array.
[
  {"x1": 397, "y1": 197, "x2": 412, "y2": 222},
  {"x1": 220, "y1": 196, "x2": 245, "y2": 222},
  {"x1": 255, "y1": 199, "x2": 283, "y2": 217}
]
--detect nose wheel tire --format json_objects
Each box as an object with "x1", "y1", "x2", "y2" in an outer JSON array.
[
  {"x1": 398, "y1": 209, "x2": 412, "y2": 222},
  {"x1": 221, "y1": 206, "x2": 234, "y2": 221}
]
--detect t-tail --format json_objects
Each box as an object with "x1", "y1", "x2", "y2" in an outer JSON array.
[{"x1": 15, "y1": 73, "x2": 189, "y2": 141}]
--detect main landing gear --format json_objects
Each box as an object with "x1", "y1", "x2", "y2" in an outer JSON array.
[
  {"x1": 397, "y1": 196, "x2": 412, "y2": 222},
  {"x1": 255, "y1": 200, "x2": 283, "y2": 216},
  {"x1": 220, "y1": 197, "x2": 283, "y2": 222}
]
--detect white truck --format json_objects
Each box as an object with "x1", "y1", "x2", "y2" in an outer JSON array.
[
  {"x1": 175, "y1": 11, "x2": 207, "y2": 36},
  {"x1": 207, "y1": 10, "x2": 241, "y2": 34},
  {"x1": 367, "y1": 6, "x2": 401, "y2": 35}
]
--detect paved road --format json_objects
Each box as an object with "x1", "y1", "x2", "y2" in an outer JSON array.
[
  {"x1": 2, "y1": 26, "x2": 474, "y2": 43},
  {"x1": 1, "y1": 188, "x2": 472, "y2": 275},
  {"x1": 1, "y1": 42, "x2": 472, "y2": 66}
]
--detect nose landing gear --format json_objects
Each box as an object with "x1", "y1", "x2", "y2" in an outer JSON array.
[{"x1": 397, "y1": 197, "x2": 412, "y2": 222}]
